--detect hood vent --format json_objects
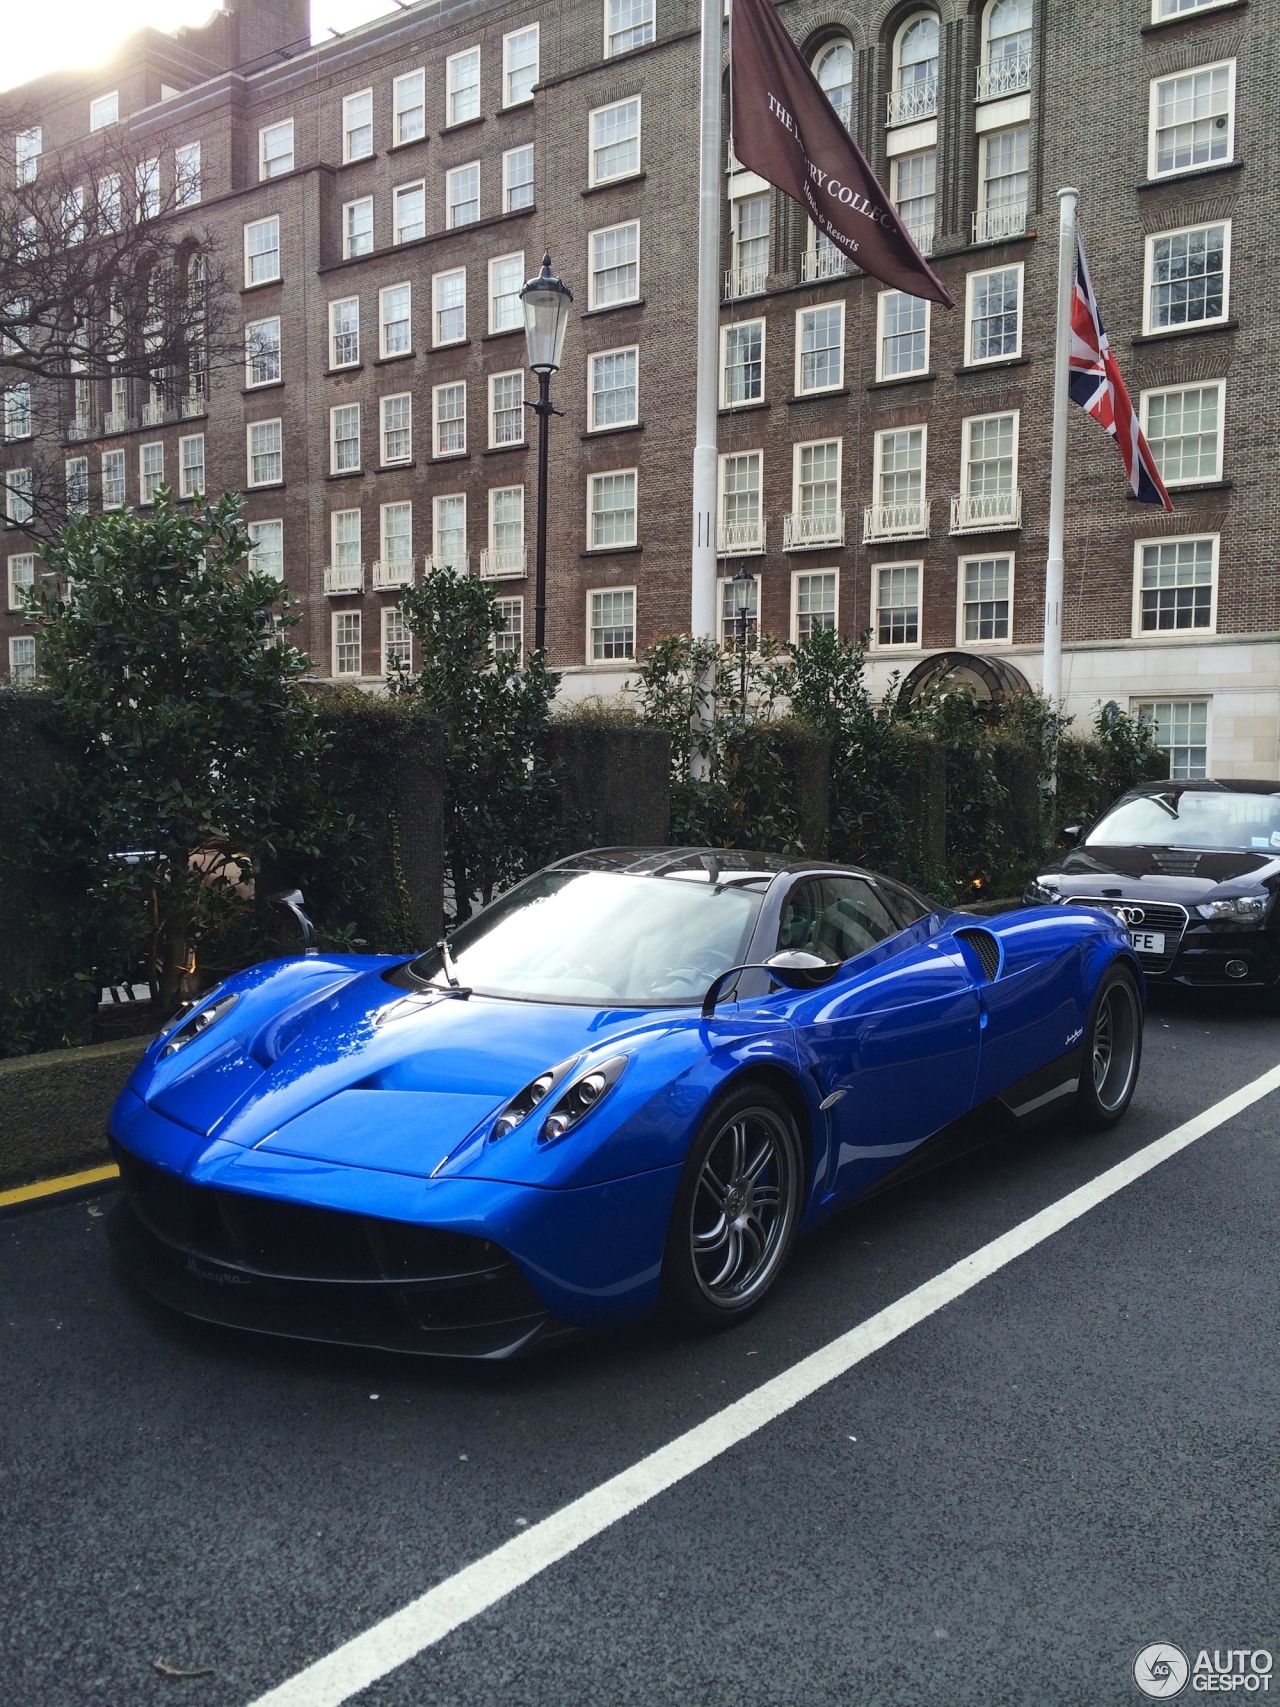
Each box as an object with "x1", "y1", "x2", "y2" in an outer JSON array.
[
  {"x1": 1153, "y1": 849, "x2": 1201, "y2": 877},
  {"x1": 955, "y1": 926, "x2": 1001, "y2": 982}
]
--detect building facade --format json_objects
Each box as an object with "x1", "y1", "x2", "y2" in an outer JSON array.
[{"x1": 1, "y1": 0, "x2": 1276, "y2": 779}]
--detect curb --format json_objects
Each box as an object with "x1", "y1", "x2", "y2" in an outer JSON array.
[{"x1": 0, "y1": 1163, "x2": 121, "y2": 1218}]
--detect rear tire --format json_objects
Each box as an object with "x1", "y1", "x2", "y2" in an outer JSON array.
[
  {"x1": 1075, "y1": 962, "x2": 1143, "y2": 1129},
  {"x1": 661, "y1": 1082, "x2": 804, "y2": 1329}
]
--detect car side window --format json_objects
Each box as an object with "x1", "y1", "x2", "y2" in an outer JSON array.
[
  {"x1": 776, "y1": 877, "x2": 900, "y2": 965},
  {"x1": 879, "y1": 878, "x2": 933, "y2": 926}
]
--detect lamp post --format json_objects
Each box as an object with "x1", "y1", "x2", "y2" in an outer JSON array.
[
  {"x1": 732, "y1": 562, "x2": 753, "y2": 717},
  {"x1": 520, "y1": 251, "x2": 573, "y2": 654}
]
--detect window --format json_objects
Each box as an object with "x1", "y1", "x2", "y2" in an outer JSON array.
[
  {"x1": 383, "y1": 606, "x2": 413, "y2": 675},
  {"x1": 958, "y1": 411, "x2": 1020, "y2": 529},
  {"x1": 877, "y1": 291, "x2": 930, "y2": 380},
  {"x1": 590, "y1": 346, "x2": 639, "y2": 428},
  {"x1": 248, "y1": 418, "x2": 283, "y2": 486},
  {"x1": 329, "y1": 297, "x2": 360, "y2": 368},
  {"x1": 380, "y1": 283, "x2": 412, "y2": 356},
  {"x1": 331, "y1": 509, "x2": 362, "y2": 580},
  {"x1": 4, "y1": 385, "x2": 31, "y2": 440},
  {"x1": 718, "y1": 573, "x2": 759, "y2": 646},
  {"x1": 66, "y1": 457, "x2": 89, "y2": 513},
  {"x1": 892, "y1": 150, "x2": 936, "y2": 254},
  {"x1": 344, "y1": 197, "x2": 373, "y2": 258},
  {"x1": 875, "y1": 563, "x2": 920, "y2": 647},
  {"x1": 777, "y1": 876, "x2": 898, "y2": 962},
  {"x1": 793, "y1": 570, "x2": 838, "y2": 640},
  {"x1": 9, "y1": 636, "x2": 36, "y2": 683},
  {"x1": 90, "y1": 91, "x2": 119, "y2": 131},
  {"x1": 139, "y1": 442, "x2": 164, "y2": 504},
  {"x1": 102, "y1": 449, "x2": 126, "y2": 509},
  {"x1": 246, "y1": 317, "x2": 281, "y2": 386},
  {"x1": 489, "y1": 371, "x2": 525, "y2": 446},
  {"x1": 8, "y1": 552, "x2": 36, "y2": 611},
  {"x1": 977, "y1": 127, "x2": 1029, "y2": 238},
  {"x1": 589, "y1": 470, "x2": 638, "y2": 548},
  {"x1": 871, "y1": 427, "x2": 925, "y2": 534},
  {"x1": 960, "y1": 554, "x2": 1012, "y2": 642},
  {"x1": 504, "y1": 26, "x2": 539, "y2": 106},
  {"x1": 718, "y1": 450, "x2": 762, "y2": 552},
  {"x1": 98, "y1": 172, "x2": 123, "y2": 230},
  {"x1": 591, "y1": 98, "x2": 640, "y2": 184},
  {"x1": 590, "y1": 222, "x2": 640, "y2": 308},
  {"x1": 447, "y1": 48, "x2": 481, "y2": 126},
  {"x1": 814, "y1": 41, "x2": 853, "y2": 129},
  {"x1": 433, "y1": 382, "x2": 467, "y2": 456},
  {"x1": 16, "y1": 127, "x2": 40, "y2": 187},
  {"x1": 394, "y1": 70, "x2": 425, "y2": 145},
  {"x1": 248, "y1": 519, "x2": 284, "y2": 580},
  {"x1": 489, "y1": 254, "x2": 524, "y2": 333},
  {"x1": 503, "y1": 146, "x2": 534, "y2": 212},
  {"x1": 488, "y1": 486, "x2": 525, "y2": 570},
  {"x1": 260, "y1": 120, "x2": 294, "y2": 181},
  {"x1": 447, "y1": 163, "x2": 480, "y2": 228},
  {"x1": 979, "y1": 0, "x2": 1032, "y2": 100},
  {"x1": 343, "y1": 90, "x2": 373, "y2": 162},
  {"x1": 607, "y1": 0, "x2": 655, "y2": 56},
  {"x1": 890, "y1": 13, "x2": 939, "y2": 123},
  {"x1": 966, "y1": 264, "x2": 1023, "y2": 363},
  {"x1": 433, "y1": 493, "x2": 466, "y2": 568},
  {"x1": 433, "y1": 269, "x2": 466, "y2": 344},
  {"x1": 1135, "y1": 536, "x2": 1217, "y2": 633},
  {"x1": 135, "y1": 160, "x2": 159, "y2": 223},
  {"x1": 380, "y1": 393, "x2": 412, "y2": 465},
  {"x1": 796, "y1": 303, "x2": 844, "y2": 393},
  {"x1": 720, "y1": 321, "x2": 763, "y2": 408},
  {"x1": 729, "y1": 193, "x2": 770, "y2": 296},
  {"x1": 179, "y1": 434, "x2": 204, "y2": 498},
  {"x1": 1142, "y1": 382, "x2": 1224, "y2": 485},
  {"x1": 792, "y1": 439, "x2": 842, "y2": 546},
  {"x1": 245, "y1": 217, "x2": 281, "y2": 286},
  {"x1": 493, "y1": 596, "x2": 523, "y2": 654},
  {"x1": 1145, "y1": 222, "x2": 1230, "y2": 333},
  {"x1": 333, "y1": 611, "x2": 362, "y2": 677},
  {"x1": 590, "y1": 588, "x2": 636, "y2": 660},
  {"x1": 394, "y1": 181, "x2": 426, "y2": 244},
  {"x1": 1149, "y1": 62, "x2": 1234, "y2": 178},
  {"x1": 380, "y1": 501, "x2": 413, "y2": 570},
  {"x1": 175, "y1": 142, "x2": 201, "y2": 206},
  {"x1": 1134, "y1": 699, "x2": 1209, "y2": 779},
  {"x1": 1154, "y1": 0, "x2": 1232, "y2": 17},
  {"x1": 331, "y1": 404, "x2": 361, "y2": 473}
]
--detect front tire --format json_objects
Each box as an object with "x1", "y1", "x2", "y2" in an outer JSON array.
[
  {"x1": 1075, "y1": 962, "x2": 1143, "y2": 1129},
  {"x1": 661, "y1": 1082, "x2": 805, "y2": 1328}
]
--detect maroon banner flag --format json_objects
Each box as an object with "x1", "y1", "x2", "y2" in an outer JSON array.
[{"x1": 730, "y1": 0, "x2": 954, "y2": 308}]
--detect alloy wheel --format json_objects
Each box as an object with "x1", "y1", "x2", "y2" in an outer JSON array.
[
  {"x1": 1092, "y1": 979, "x2": 1139, "y2": 1113},
  {"x1": 690, "y1": 1107, "x2": 799, "y2": 1307}
]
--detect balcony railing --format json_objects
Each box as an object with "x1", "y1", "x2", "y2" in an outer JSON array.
[
  {"x1": 784, "y1": 511, "x2": 846, "y2": 551},
  {"x1": 180, "y1": 392, "x2": 207, "y2": 419},
  {"x1": 903, "y1": 221, "x2": 935, "y2": 257},
  {"x1": 863, "y1": 500, "x2": 930, "y2": 543},
  {"x1": 886, "y1": 79, "x2": 938, "y2": 126},
  {"x1": 424, "y1": 554, "x2": 470, "y2": 578},
  {"x1": 141, "y1": 400, "x2": 166, "y2": 427},
  {"x1": 972, "y1": 202, "x2": 1028, "y2": 244},
  {"x1": 323, "y1": 562, "x2": 365, "y2": 595},
  {"x1": 66, "y1": 416, "x2": 91, "y2": 442},
  {"x1": 370, "y1": 559, "x2": 415, "y2": 589},
  {"x1": 717, "y1": 518, "x2": 765, "y2": 556},
  {"x1": 479, "y1": 546, "x2": 528, "y2": 580},
  {"x1": 976, "y1": 52, "x2": 1033, "y2": 103},
  {"x1": 103, "y1": 410, "x2": 133, "y2": 435},
  {"x1": 724, "y1": 266, "x2": 768, "y2": 301},
  {"x1": 950, "y1": 489, "x2": 1023, "y2": 533},
  {"x1": 800, "y1": 248, "x2": 849, "y2": 283},
  {"x1": 829, "y1": 95, "x2": 852, "y2": 131}
]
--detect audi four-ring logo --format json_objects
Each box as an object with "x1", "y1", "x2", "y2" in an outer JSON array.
[{"x1": 1116, "y1": 906, "x2": 1146, "y2": 926}]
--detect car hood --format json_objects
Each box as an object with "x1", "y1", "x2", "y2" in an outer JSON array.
[{"x1": 1037, "y1": 844, "x2": 1280, "y2": 901}]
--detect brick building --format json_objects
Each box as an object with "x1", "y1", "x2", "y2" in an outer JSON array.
[{"x1": 1, "y1": 0, "x2": 1275, "y2": 779}]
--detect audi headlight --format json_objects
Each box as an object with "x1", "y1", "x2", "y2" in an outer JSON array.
[
  {"x1": 159, "y1": 989, "x2": 241, "y2": 1058},
  {"x1": 1024, "y1": 878, "x2": 1062, "y2": 905},
  {"x1": 1196, "y1": 894, "x2": 1269, "y2": 923}
]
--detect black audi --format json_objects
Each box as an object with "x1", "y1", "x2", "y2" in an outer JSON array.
[{"x1": 1025, "y1": 779, "x2": 1280, "y2": 991}]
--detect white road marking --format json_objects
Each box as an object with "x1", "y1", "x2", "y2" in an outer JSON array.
[{"x1": 245, "y1": 1061, "x2": 1280, "y2": 1707}]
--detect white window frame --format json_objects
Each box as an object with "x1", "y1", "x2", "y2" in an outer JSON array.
[
  {"x1": 379, "y1": 500, "x2": 414, "y2": 570},
  {"x1": 956, "y1": 551, "x2": 1015, "y2": 647},
  {"x1": 875, "y1": 290, "x2": 932, "y2": 382},
  {"x1": 393, "y1": 180, "x2": 427, "y2": 245},
  {"x1": 1141, "y1": 220, "x2": 1232, "y2": 336},
  {"x1": 447, "y1": 47, "x2": 482, "y2": 128},
  {"x1": 343, "y1": 88, "x2": 374, "y2": 163},
  {"x1": 379, "y1": 282, "x2": 412, "y2": 358},
  {"x1": 794, "y1": 301, "x2": 846, "y2": 395},
  {"x1": 244, "y1": 217, "x2": 281, "y2": 286},
  {"x1": 717, "y1": 572, "x2": 760, "y2": 646},
  {"x1": 503, "y1": 145, "x2": 534, "y2": 213},
  {"x1": 872, "y1": 559, "x2": 923, "y2": 650},
  {"x1": 1151, "y1": 0, "x2": 1237, "y2": 20},
  {"x1": 432, "y1": 268, "x2": 467, "y2": 346},
  {"x1": 717, "y1": 449, "x2": 764, "y2": 554},
  {"x1": 433, "y1": 493, "x2": 467, "y2": 568},
  {"x1": 588, "y1": 585, "x2": 637, "y2": 662},
  {"x1": 331, "y1": 508, "x2": 362, "y2": 572},
  {"x1": 589, "y1": 220, "x2": 641, "y2": 310},
  {"x1": 65, "y1": 456, "x2": 89, "y2": 514},
  {"x1": 329, "y1": 296, "x2": 360, "y2": 369},
  {"x1": 174, "y1": 141, "x2": 201, "y2": 207},
  {"x1": 101, "y1": 449, "x2": 126, "y2": 510},
  {"x1": 393, "y1": 70, "x2": 426, "y2": 145},
  {"x1": 792, "y1": 436, "x2": 845, "y2": 523},
  {"x1": 259, "y1": 119, "x2": 295, "y2": 181},
  {"x1": 492, "y1": 594, "x2": 524, "y2": 655},
  {"x1": 586, "y1": 469, "x2": 639, "y2": 550},
  {"x1": 90, "y1": 91, "x2": 119, "y2": 131},
  {"x1": 380, "y1": 392, "x2": 413, "y2": 465},
  {"x1": 503, "y1": 25, "x2": 540, "y2": 107},
  {"x1": 605, "y1": 0, "x2": 656, "y2": 58},
  {"x1": 1139, "y1": 379, "x2": 1226, "y2": 487},
  {"x1": 330, "y1": 403, "x2": 362, "y2": 475},
  {"x1": 589, "y1": 345, "x2": 640, "y2": 431},
  {"x1": 332, "y1": 610, "x2": 363, "y2": 678},
  {"x1": 139, "y1": 441, "x2": 164, "y2": 504},
  {"x1": 8, "y1": 635, "x2": 36, "y2": 683},
  {"x1": 245, "y1": 316, "x2": 282, "y2": 388},
  {"x1": 488, "y1": 252, "x2": 525, "y2": 335},
  {"x1": 488, "y1": 370, "x2": 526, "y2": 448},
  {"x1": 790, "y1": 569, "x2": 840, "y2": 642},
  {"x1": 382, "y1": 605, "x2": 413, "y2": 676},
  {"x1": 7, "y1": 552, "x2": 36, "y2": 612},
  {"x1": 16, "y1": 126, "x2": 41, "y2": 187},
  {"x1": 343, "y1": 195, "x2": 374, "y2": 259},
  {"x1": 446, "y1": 161, "x2": 481, "y2": 229},
  {"x1": 589, "y1": 96, "x2": 642, "y2": 186},
  {"x1": 1147, "y1": 59, "x2": 1236, "y2": 181},
  {"x1": 246, "y1": 418, "x2": 283, "y2": 488},
  {"x1": 719, "y1": 320, "x2": 766, "y2": 410},
  {"x1": 1131, "y1": 697, "x2": 1211, "y2": 780},
  {"x1": 247, "y1": 519, "x2": 284, "y2": 581},
  {"x1": 433, "y1": 382, "x2": 468, "y2": 457},
  {"x1": 488, "y1": 484, "x2": 526, "y2": 560},
  {"x1": 1131, "y1": 533, "x2": 1219, "y2": 638},
  {"x1": 964, "y1": 261, "x2": 1024, "y2": 366},
  {"x1": 178, "y1": 433, "x2": 205, "y2": 499}
]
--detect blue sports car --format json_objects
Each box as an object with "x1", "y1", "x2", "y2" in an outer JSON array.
[{"x1": 107, "y1": 848, "x2": 1144, "y2": 1358}]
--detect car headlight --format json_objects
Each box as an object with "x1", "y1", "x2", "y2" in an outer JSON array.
[
  {"x1": 488, "y1": 1054, "x2": 628, "y2": 1144},
  {"x1": 489, "y1": 1057, "x2": 580, "y2": 1141},
  {"x1": 1196, "y1": 894, "x2": 1270, "y2": 923},
  {"x1": 159, "y1": 990, "x2": 241, "y2": 1058},
  {"x1": 1024, "y1": 878, "x2": 1062, "y2": 905}
]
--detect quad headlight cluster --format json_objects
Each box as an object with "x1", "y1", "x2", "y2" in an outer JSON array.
[
  {"x1": 158, "y1": 989, "x2": 241, "y2": 1058},
  {"x1": 490, "y1": 1054, "x2": 628, "y2": 1145},
  {"x1": 1196, "y1": 894, "x2": 1270, "y2": 923}
]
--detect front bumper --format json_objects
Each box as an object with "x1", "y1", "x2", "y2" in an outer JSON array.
[{"x1": 1164, "y1": 926, "x2": 1280, "y2": 990}]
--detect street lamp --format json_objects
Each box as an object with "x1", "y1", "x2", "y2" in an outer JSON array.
[
  {"x1": 520, "y1": 251, "x2": 573, "y2": 653},
  {"x1": 732, "y1": 562, "x2": 753, "y2": 716}
]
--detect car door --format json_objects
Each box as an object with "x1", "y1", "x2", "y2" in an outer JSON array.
[{"x1": 778, "y1": 877, "x2": 983, "y2": 1206}]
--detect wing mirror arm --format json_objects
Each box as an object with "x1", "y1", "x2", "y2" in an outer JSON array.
[
  {"x1": 701, "y1": 952, "x2": 841, "y2": 1019},
  {"x1": 268, "y1": 888, "x2": 318, "y2": 956}
]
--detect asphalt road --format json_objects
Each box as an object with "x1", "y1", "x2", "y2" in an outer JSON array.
[{"x1": 3, "y1": 988, "x2": 1278, "y2": 1707}]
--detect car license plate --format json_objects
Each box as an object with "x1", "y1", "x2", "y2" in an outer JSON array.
[{"x1": 1130, "y1": 930, "x2": 1165, "y2": 955}]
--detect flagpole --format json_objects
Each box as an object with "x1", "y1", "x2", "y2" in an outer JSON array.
[
  {"x1": 689, "y1": 0, "x2": 723, "y2": 774},
  {"x1": 1042, "y1": 186, "x2": 1078, "y2": 718}
]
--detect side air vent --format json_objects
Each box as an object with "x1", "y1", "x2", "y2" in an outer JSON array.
[{"x1": 956, "y1": 926, "x2": 1001, "y2": 982}]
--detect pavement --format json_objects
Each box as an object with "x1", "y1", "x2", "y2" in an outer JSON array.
[{"x1": 2, "y1": 987, "x2": 1277, "y2": 1707}]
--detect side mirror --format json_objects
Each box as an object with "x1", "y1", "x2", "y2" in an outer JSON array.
[
  {"x1": 1059, "y1": 825, "x2": 1082, "y2": 848},
  {"x1": 702, "y1": 951, "x2": 841, "y2": 1018},
  {"x1": 268, "y1": 888, "x2": 318, "y2": 955}
]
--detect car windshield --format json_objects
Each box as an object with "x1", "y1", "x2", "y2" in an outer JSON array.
[
  {"x1": 1085, "y1": 790, "x2": 1280, "y2": 853},
  {"x1": 403, "y1": 870, "x2": 765, "y2": 1005}
]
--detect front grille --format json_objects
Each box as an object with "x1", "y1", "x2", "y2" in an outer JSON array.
[{"x1": 1068, "y1": 898, "x2": 1189, "y2": 975}]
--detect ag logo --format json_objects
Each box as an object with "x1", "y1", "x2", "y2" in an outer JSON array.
[{"x1": 1134, "y1": 1644, "x2": 1190, "y2": 1698}]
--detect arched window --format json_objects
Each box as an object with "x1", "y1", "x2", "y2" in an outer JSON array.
[
  {"x1": 979, "y1": 0, "x2": 1032, "y2": 100},
  {"x1": 889, "y1": 13, "x2": 939, "y2": 125},
  {"x1": 814, "y1": 40, "x2": 853, "y2": 130}
]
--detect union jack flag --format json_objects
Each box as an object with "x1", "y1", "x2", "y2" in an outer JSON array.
[{"x1": 1070, "y1": 237, "x2": 1173, "y2": 511}]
